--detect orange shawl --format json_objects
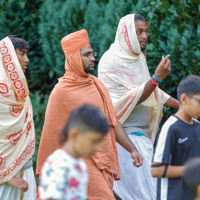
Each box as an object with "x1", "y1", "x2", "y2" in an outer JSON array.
[{"x1": 36, "y1": 29, "x2": 120, "y2": 179}]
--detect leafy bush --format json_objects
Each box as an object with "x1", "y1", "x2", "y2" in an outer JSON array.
[{"x1": 0, "y1": 0, "x2": 199, "y2": 172}]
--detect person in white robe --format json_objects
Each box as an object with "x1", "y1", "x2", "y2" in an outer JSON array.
[
  {"x1": 0, "y1": 35, "x2": 36, "y2": 200},
  {"x1": 98, "y1": 14, "x2": 179, "y2": 200}
]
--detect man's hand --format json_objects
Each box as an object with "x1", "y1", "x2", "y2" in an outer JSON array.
[
  {"x1": 115, "y1": 122, "x2": 143, "y2": 167},
  {"x1": 154, "y1": 55, "x2": 171, "y2": 81},
  {"x1": 131, "y1": 151, "x2": 143, "y2": 167},
  {"x1": 9, "y1": 176, "x2": 29, "y2": 192}
]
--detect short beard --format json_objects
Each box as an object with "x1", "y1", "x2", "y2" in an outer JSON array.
[
  {"x1": 141, "y1": 45, "x2": 146, "y2": 51},
  {"x1": 84, "y1": 67, "x2": 94, "y2": 74}
]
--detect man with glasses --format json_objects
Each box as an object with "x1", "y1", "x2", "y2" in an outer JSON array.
[
  {"x1": 152, "y1": 75, "x2": 200, "y2": 200},
  {"x1": 36, "y1": 29, "x2": 142, "y2": 200}
]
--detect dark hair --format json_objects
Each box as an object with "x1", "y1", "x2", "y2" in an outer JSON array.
[
  {"x1": 8, "y1": 35, "x2": 30, "y2": 50},
  {"x1": 183, "y1": 157, "x2": 200, "y2": 197},
  {"x1": 177, "y1": 75, "x2": 200, "y2": 100},
  {"x1": 59, "y1": 104, "x2": 109, "y2": 144},
  {"x1": 134, "y1": 14, "x2": 146, "y2": 22}
]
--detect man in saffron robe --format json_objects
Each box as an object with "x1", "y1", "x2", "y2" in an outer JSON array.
[{"x1": 36, "y1": 29, "x2": 143, "y2": 200}]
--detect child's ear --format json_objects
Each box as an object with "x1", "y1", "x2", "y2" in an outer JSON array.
[
  {"x1": 180, "y1": 93, "x2": 189, "y2": 104},
  {"x1": 68, "y1": 128, "x2": 79, "y2": 140}
]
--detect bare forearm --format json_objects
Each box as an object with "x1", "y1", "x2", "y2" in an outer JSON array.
[
  {"x1": 138, "y1": 79, "x2": 154, "y2": 104},
  {"x1": 138, "y1": 55, "x2": 172, "y2": 104},
  {"x1": 164, "y1": 97, "x2": 180, "y2": 109},
  {"x1": 115, "y1": 121, "x2": 137, "y2": 153},
  {"x1": 151, "y1": 163, "x2": 185, "y2": 178}
]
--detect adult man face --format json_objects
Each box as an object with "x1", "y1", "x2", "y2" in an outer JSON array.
[
  {"x1": 15, "y1": 48, "x2": 29, "y2": 73},
  {"x1": 80, "y1": 44, "x2": 96, "y2": 73},
  {"x1": 135, "y1": 20, "x2": 148, "y2": 51}
]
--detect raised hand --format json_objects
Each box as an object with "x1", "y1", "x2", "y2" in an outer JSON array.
[{"x1": 154, "y1": 55, "x2": 171, "y2": 81}]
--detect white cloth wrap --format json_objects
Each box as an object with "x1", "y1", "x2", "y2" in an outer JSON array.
[
  {"x1": 98, "y1": 14, "x2": 170, "y2": 143},
  {"x1": 113, "y1": 135, "x2": 156, "y2": 200},
  {"x1": 0, "y1": 37, "x2": 35, "y2": 184}
]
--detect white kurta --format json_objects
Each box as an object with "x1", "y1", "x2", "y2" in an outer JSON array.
[{"x1": 113, "y1": 106, "x2": 156, "y2": 200}]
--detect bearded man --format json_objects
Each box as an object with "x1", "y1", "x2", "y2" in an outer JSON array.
[
  {"x1": 98, "y1": 14, "x2": 179, "y2": 200},
  {"x1": 36, "y1": 29, "x2": 143, "y2": 200}
]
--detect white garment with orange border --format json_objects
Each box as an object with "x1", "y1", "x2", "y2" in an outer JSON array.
[
  {"x1": 98, "y1": 14, "x2": 170, "y2": 200},
  {"x1": 0, "y1": 37, "x2": 36, "y2": 199},
  {"x1": 98, "y1": 14, "x2": 170, "y2": 143}
]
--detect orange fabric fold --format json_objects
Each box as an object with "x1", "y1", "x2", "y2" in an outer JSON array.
[
  {"x1": 61, "y1": 29, "x2": 89, "y2": 58},
  {"x1": 86, "y1": 159, "x2": 115, "y2": 200},
  {"x1": 36, "y1": 30, "x2": 120, "y2": 180}
]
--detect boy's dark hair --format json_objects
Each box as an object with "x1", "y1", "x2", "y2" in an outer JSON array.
[
  {"x1": 8, "y1": 35, "x2": 30, "y2": 50},
  {"x1": 134, "y1": 14, "x2": 145, "y2": 22},
  {"x1": 177, "y1": 75, "x2": 200, "y2": 100},
  {"x1": 183, "y1": 157, "x2": 200, "y2": 197},
  {"x1": 59, "y1": 104, "x2": 109, "y2": 144}
]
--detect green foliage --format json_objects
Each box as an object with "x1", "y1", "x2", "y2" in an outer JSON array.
[
  {"x1": 138, "y1": 0, "x2": 200, "y2": 83},
  {"x1": 29, "y1": 91, "x2": 49, "y2": 170},
  {"x1": 0, "y1": 0, "x2": 44, "y2": 91},
  {"x1": 137, "y1": 0, "x2": 200, "y2": 119},
  {"x1": 0, "y1": 0, "x2": 199, "y2": 172},
  {"x1": 39, "y1": 0, "x2": 88, "y2": 83}
]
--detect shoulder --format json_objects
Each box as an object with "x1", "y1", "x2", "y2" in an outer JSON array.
[
  {"x1": 153, "y1": 116, "x2": 179, "y2": 162},
  {"x1": 92, "y1": 75, "x2": 110, "y2": 91},
  {"x1": 160, "y1": 115, "x2": 179, "y2": 135},
  {"x1": 156, "y1": 116, "x2": 179, "y2": 149},
  {"x1": 98, "y1": 50, "x2": 119, "y2": 71},
  {"x1": 99, "y1": 50, "x2": 112, "y2": 64},
  {"x1": 42, "y1": 149, "x2": 71, "y2": 171}
]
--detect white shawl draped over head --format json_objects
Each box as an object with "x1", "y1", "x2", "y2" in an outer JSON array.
[
  {"x1": 98, "y1": 14, "x2": 170, "y2": 143},
  {"x1": 0, "y1": 37, "x2": 35, "y2": 184}
]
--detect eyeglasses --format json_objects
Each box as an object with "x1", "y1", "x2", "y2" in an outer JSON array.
[
  {"x1": 187, "y1": 94, "x2": 200, "y2": 103},
  {"x1": 81, "y1": 52, "x2": 97, "y2": 58}
]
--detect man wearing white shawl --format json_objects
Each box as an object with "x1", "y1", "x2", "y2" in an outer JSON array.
[
  {"x1": 0, "y1": 36, "x2": 36, "y2": 200},
  {"x1": 98, "y1": 14, "x2": 179, "y2": 200}
]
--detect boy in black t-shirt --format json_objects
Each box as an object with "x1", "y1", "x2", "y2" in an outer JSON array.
[{"x1": 151, "y1": 75, "x2": 200, "y2": 200}]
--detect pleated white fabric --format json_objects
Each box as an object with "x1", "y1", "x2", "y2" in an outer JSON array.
[{"x1": 114, "y1": 135, "x2": 156, "y2": 200}]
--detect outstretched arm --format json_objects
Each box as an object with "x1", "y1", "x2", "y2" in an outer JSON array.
[
  {"x1": 164, "y1": 97, "x2": 179, "y2": 109},
  {"x1": 115, "y1": 121, "x2": 143, "y2": 167},
  {"x1": 151, "y1": 162, "x2": 184, "y2": 178},
  {"x1": 138, "y1": 55, "x2": 171, "y2": 104}
]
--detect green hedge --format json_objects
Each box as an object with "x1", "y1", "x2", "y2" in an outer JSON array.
[{"x1": 0, "y1": 0, "x2": 199, "y2": 171}]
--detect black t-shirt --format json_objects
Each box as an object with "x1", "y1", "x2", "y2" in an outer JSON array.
[{"x1": 153, "y1": 115, "x2": 200, "y2": 200}]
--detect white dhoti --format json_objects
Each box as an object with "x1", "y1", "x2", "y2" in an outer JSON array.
[
  {"x1": 0, "y1": 166, "x2": 36, "y2": 200},
  {"x1": 114, "y1": 135, "x2": 156, "y2": 200}
]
